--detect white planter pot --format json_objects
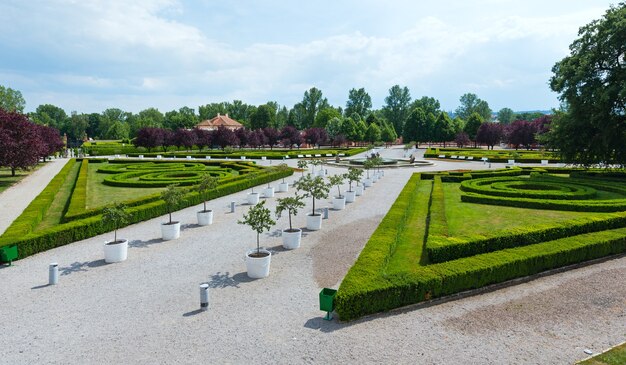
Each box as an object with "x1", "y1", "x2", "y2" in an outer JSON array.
[
  {"x1": 345, "y1": 190, "x2": 356, "y2": 203},
  {"x1": 372, "y1": 174, "x2": 379, "y2": 183},
  {"x1": 245, "y1": 248, "x2": 272, "y2": 279},
  {"x1": 317, "y1": 169, "x2": 326, "y2": 177},
  {"x1": 363, "y1": 178, "x2": 373, "y2": 187},
  {"x1": 282, "y1": 229, "x2": 302, "y2": 249},
  {"x1": 306, "y1": 213, "x2": 322, "y2": 230},
  {"x1": 197, "y1": 210, "x2": 213, "y2": 226},
  {"x1": 333, "y1": 196, "x2": 346, "y2": 210},
  {"x1": 263, "y1": 186, "x2": 275, "y2": 198},
  {"x1": 355, "y1": 185, "x2": 364, "y2": 196},
  {"x1": 161, "y1": 221, "x2": 181, "y2": 241},
  {"x1": 104, "y1": 239, "x2": 128, "y2": 263},
  {"x1": 247, "y1": 192, "x2": 260, "y2": 205},
  {"x1": 278, "y1": 182, "x2": 289, "y2": 192}
]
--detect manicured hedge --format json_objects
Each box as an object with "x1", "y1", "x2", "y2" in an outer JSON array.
[
  {"x1": 0, "y1": 159, "x2": 78, "y2": 248},
  {"x1": 461, "y1": 192, "x2": 626, "y2": 212},
  {"x1": 335, "y1": 171, "x2": 626, "y2": 321},
  {"x1": 65, "y1": 159, "x2": 89, "y2": 218},
  {"x1": 424, "y1": 147, "x2": 560, "y2": 163},
  {"x1": 1, "y1": 166, "x2": 293, "y2": 260},
  {"x1": 427, "y1": 212, "x2": 626, "y2": 263},
  {"x1": 459, "y1": 176, "x2": 598, "y2": 200},
  {"x1": 125, "y1": 147, "x2": 368, "y2": 159}
]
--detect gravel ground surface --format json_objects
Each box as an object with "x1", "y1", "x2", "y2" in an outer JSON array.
[{"x1": 0, "y1": 147, "x2": 624, "y2": 365}]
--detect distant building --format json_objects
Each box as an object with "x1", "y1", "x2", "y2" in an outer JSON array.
[{"x1": 196, "y1": 113, "x2": 243, "y2": 131}]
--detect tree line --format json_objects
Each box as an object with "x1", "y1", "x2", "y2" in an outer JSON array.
[{"x1": 0, "y1": 85, "x2": 544, "y2": 148}]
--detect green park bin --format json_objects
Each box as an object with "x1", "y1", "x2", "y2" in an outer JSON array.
[
  {"x1": 0, "y1": 244, "x2": 18, "y2": 265},
  {"x1": 319, "y1": 288, "x2": 337, "y2": 320}
]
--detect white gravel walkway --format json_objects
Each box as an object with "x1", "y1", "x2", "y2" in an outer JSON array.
[{"x1": 0, "y1": 148, "x2": 623, "y2": 365}]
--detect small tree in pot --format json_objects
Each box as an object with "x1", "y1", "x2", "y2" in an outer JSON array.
[
  {"x1": 345, "y1": 167, "x2": 363, "y2": 201},
  {"x1": 275, "y1": 194, "x2": 305, "y2": 249},
  {"x1": 277, "y1": 163, "x2": 291, "y2": 192},
  {"x1": 293, "y1": 174, "x2": 330, "y2": 230},
  {"x1": 246, "y1": 172, "x2": 260, "y2": 205},
  {"x1": 197, "y1": 174, "x2": 219, "y2": 226},
  {"x1": 329, "y1": 173, "x2": 347, "y2": 210},
  {"x1": 238, "y1": 200, "x2": 276, "y2": 278},
  {"x1": 297, "y1": 160, "x2": 308, "y2": 177},
  {"x1": 161, "y1": 184, "x2": 184, "y2": 240},
  {"x1": 102, "y1": 203, "x2": 130, "y2": 263}
]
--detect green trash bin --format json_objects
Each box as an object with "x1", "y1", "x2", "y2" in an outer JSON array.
[
  {"x1": 0, "y1": 244, "x2": 18, "y2": 265},
  {"x1": 319, "y1": 288, "x2": 337, "y2": 320}
]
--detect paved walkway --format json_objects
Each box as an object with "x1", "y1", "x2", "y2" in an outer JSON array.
[
  {"x1": 0, "y1": 158, "x2": 70, "y2": 235},
  {"x1": 0, "y1": 148, "x2": 623, "y2": 364}
]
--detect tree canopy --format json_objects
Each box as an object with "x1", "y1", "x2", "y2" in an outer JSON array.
[
  {"x1": 345, "y1": 88, "x2": 372, "y2": 119},
  {"x1": 0, "y1": 85, "x2": 26, "y2": 113},
  {"x1": 549, "y1": 2, "x2": 626, "y2": 166},
  {"x1": 455, "y1": 93, "x2": 492, "y2": 121},
  {"x1": 382, "y1": 85, "x2": 412, "y2": 136}
]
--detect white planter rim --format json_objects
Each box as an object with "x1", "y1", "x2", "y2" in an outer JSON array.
[
  {"x1": 105, "y1": 239, "x2": 127, "y2": 245},
  {"x1": 198, "y1": 209, "x2": 213, "y2": 213},
  {"x1": 283, "y1": 228, "x2": 301, "y2": 233},
  {"x1": 247, "y1": 248, "x2": 271, "y2": 258},
  {"x1": 162, "y1": 221, "x2": 180, "y2": 226}
]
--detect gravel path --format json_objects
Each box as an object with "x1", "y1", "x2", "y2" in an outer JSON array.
[
  {"x1": 0, "y1": 158, "x2": 70, "y2": 235},
  {"x1": 0, "y1": 148, "x2": 623, "y2": 365}
]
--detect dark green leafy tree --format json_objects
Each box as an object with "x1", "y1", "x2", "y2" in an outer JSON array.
[
  {"x1": 292, "y1": 174, "x2": 330, "y2": 216},
  {"x1": 380, "y1": 121, "x2": 397, "y2": 146},
  {"x1": 198, "y1": 174, "x2": 219, "y2": 212},
  {"x1": 548, "y1": 3, "x2": 626, "y2": 166},
  {"x1": 161, "y1": 184, "x2": 184, "y2": 224},
  {"x1": 298, "y1": 87, "x2": 329, "y2": 129},
  {"x1": 31, "y1": 104, "x2": 67, "y2": 131},
  {"x1": 345, "y1": 88, "x2": 372, "y2": 118},
  {"x1": 345, "y1": 167, "x2": 363, "y2": 191},
  {"x1": 433, "y1": 112, "x2": 455, "y2": 147},
  {"x1": 250, "y1": 104, "x2": 274, "y2": 130},
  {"x1": 463, "y1": 112, "x2": 484, "y2": 147},
  {"x1": 403, "y1": 107, "x2": 425, "y2": 146},
  {"x1": 411, "y1": 96, "x2": 440, "y2": 118},
  {"x1": 365, "y1": 123, "x2": 381, "y2": 143},
  {"x1": 382, "y1": 85, "x2": 412, "y2": 136},
  {"x1": 497, "y1": 107, "x2": 515, "y2": 124},
  {"x1": 314, "y1": 107, "x2": 341, "y2": 128},
  {"x1": 455, "y1": 93, "x2": 492, "y2": 121},
  {"x1": 0, "y1": 85, "x2": 26, "y2": 113},
  {"x1": 355, "y1": 120, "x2": 368, "y2": 145}
]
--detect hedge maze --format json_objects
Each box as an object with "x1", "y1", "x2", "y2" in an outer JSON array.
[
  {"x1": 336, "y1": 168, "x2": 626, "y2": 321},
  {"x1": 0, "y1": 158, "x2": 292, "y2": 262}
]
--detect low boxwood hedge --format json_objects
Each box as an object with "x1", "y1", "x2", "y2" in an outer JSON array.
[{"x1": 65, "y1": 159, "x2": 89, "y2": 218}]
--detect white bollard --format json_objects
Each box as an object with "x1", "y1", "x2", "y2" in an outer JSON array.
[
  {"x1": 230, "y1": 201, "x2": 236, "y2": 213},
  {"x1": 200, "y1": 283, "x2": 209, "y2": 311},
  {"x1": 49, "y1": 263, "x2": 59, "y2": 285}
]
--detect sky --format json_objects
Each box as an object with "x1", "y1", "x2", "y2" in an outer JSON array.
[{"x1": 0, "y1": 0, "x2": 617, "y2": 115}]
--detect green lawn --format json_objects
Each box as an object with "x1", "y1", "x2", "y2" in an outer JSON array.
[
  {"x1": 442, "y1": 182, "x2": 603, "y2": 238},
  {"x1": 578, "y1": 343, "x2": 626, "y2": 365},
  {"x1": 86, "y1": 162, "x2": 164, "y2": 209},
  {"x1": 37, "y1": 161, "x2": 81, "y2": 230}
]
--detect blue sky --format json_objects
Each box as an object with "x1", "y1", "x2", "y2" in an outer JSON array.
[{"x1": 0, "y1": 0, "x2": 615, "y2": 114}]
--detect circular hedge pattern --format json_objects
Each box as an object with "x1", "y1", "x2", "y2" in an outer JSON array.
[
  {"x1": 98, "y1": 161, "x2": 263, "y2": 187},
  {"x1": 460, "y1": 175, "x2": 626, "y2": 212}
]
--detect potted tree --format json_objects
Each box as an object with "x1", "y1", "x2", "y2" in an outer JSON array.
[
  {"x1": 102, "y1": 203, "x2": 130, "y2": 263},
  {"x1": 297, "y1": 160, "x2": 308, "y2": 177},
  {"x1": 197, "y1": 174, "x2": 219, "y2": 226},
  {"x1": 277, "y1": 164, "x2": 290, "y2": 192},
  {"x1": 345, "y1": 167, "x2": 363, "y2": 202},
  {"x1": 293, "y1": 174, "x2": 330, "y2": 231},
  {"x1": 312, "y1": 159, "x2": 326, "y2": 177},
  {"x1": 238, "y1": 200, "x2": 275, "y2": 278},
  {"x1": 362, "y1": 159, "x2": 374, "y2": 187},
  {"x1": 275, "y1": 194, "x2": 305, "y2": 249},
  {"x1": 264, "y1": 181, "x2": 275, "y2": 198},
  {"x1": 329, "y1": 173, "x2": 346, "y2": 210},
  {"x1": 246, "y1": 173, "x2": 260, "y2": 205},
  {"x1": 161, "y1": 184, "x2": 183, "y2": 240}
]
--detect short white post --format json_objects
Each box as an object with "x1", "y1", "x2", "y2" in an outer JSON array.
[
  {"x1": 230, "y1": 201, "x2": 236, "y2": 213},
  {"x1": 49, "y1": 263, "x2": 59, "y2": 285},
  {"x1": 200, "y1": 283, "x2": 209, "y2": 311},
  {"x1": 323, "y1": 207, "x2": 329, "y2": 219}
]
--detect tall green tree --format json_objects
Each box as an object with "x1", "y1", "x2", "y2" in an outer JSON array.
[
  {"x1": 340, "y1": 117, "x2": 359, "y2": 142},
  {"x1": 411, "y1": 96, "x2": 440, "y2": 117},
  {"x1": 250, "y1": 104, "x2": 274, "y2": 130},
  {"x1": 455, "y1": 93, "x2": 492, "y2": 121},
  {"x1": 314, "y1": 107, "x2": 341, "y2": 128},
  {"x1": 380, "y1": 121, "x2": 397, "y2": 145},
  {"x1": 365, "y1": 123, "x2": 381, "y2": 143},
  {"x1": 433, "y1": 112, "x2": 456, "y2": 147},
  {"x1": 382, "y1": 85, "x2": 412, "y2": 137},
  {"x1": 463, "y1": 112, "x2": 485, "y2": 147},
  {"x1": 0, "y1": 85, "x2": 26, "y2": 113},
  {"x1": 64, "y1": 112, "x2": 89, "y2": 142},
  {"x1": 549, "y1": 3, "x2": 626, "y2": 166},
  {"x1": 403, "y1": 107, "x2": 425, "y2": 145},
  {"x1": 198, "y1": 102, "x2": 228, "y2": 120},
  {"x1": 298, "y1": 87, "x2": 329, "y2": 129},
  {"x1": 31, "y1": 104, "x2": 67, "y2": 131},
  {"x1": 355, "y1": 120, "x2": 368, "y2": 144},
  {"x1": 344, "y1": 88, "x2": 372, "y2": 118},
  {"x1": 497, "y1": 107, "x2": 515, "y2": 124},
  {"x1": 325, "y1": 117, "x2": 343, "y2": 140}
]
